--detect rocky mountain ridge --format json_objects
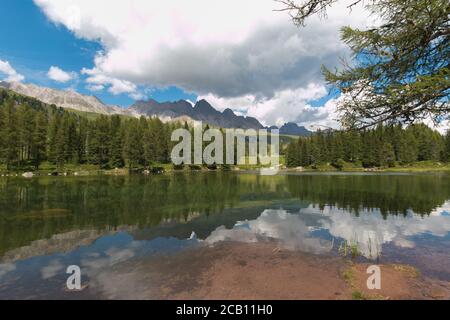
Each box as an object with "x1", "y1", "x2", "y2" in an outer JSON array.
[{"x1": 0, "y1": 81, "x2": 312, "y2": 135}]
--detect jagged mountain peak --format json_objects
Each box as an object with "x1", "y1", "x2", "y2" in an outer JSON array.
[
  {"x1": 129, "y1": 99, "x2": 264, "y2": 129},
  {"x1": 278, "y1": 122, "x2": 312, "y2": 136},
  {"x1": 193, "y1": 99, "x2": 217, "y2": 113},
  {"x1": 1, "y1": 81, "x2": 290, "y2": 131},
  {"x1": 0, "y1": 81, "x2": 126, "y2": 115},
  {"x1": 222, "y1": 108, "x2": 236, "y2": 116}
]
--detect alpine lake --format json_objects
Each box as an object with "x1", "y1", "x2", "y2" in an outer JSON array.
[{"x1": 0, "y1": 171, "x2": 449, "y2": 299}]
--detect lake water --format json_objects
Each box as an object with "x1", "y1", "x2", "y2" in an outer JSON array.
[{"x1": 0, "y1": 172, "x2": 449, "y2": 299}]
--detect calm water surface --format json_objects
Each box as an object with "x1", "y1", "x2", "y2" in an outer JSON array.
[{"x1": 0, "y1": 172, "x2": 449, "y2": 299}]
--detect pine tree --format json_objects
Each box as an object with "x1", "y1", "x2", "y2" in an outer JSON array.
[
  {"x1": 31, "y1": 111, "x2": 48, "y2": 170},
  {"x1": 17, "y1": 104, "x2": 36, "y2": 164},
  {"x1": 343, "y1": 130, "x2": 362, "y2": 163},
  {"x1": 379, "y1": 142, "x2": 396, "y2": 167},
  {"x1": 109, "y1": 115, "x2": 125, "y2": 168},
  {"x1": 0, "y1": 99, "x2": 19, "y2": 170},
  {"x1": 330, "y1": 132, "x2": 344, "y2": 163},
  {"x1": 412, "y1": 124, "x2": 444, "y2": 161},
  {"x1": 282, "y1": 0, "x2": 450, "y2": 128},
  {"x1": 77, "y1": 117, "x2": 89, "y2": 164},
  {"x1": 286, "y1": 140, "x2": 300, "y2": 167},
  {"x1": 47, "y1": 111, "x2": 61, "y2": 164},
  {"x1": 62, "y1": 114, "x2": 78, "y2": 163},
  {"x1": 87, "y1": 116, "x2": 111, "y2": 167},
  {"x1": 144, "y1": 119, "x2": 155, "y2": 165},
  {"x1": 396, "y1": 127, "x2": 418, "y2": 164},
  {"x1": 54, "y1": 117, "x2": 67, "y2": 167},
  {"x1": 124, "y1": 119, "x2": 144, "y2": 170},
  {"x1": 443, "y1": 130, "x2": 450, "y2": 162}
]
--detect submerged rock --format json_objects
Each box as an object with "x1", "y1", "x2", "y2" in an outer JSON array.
[
  {"x1": 189, "y1": 231, "x2": 198, "y2": 241},
  {"x1": 22, "y1": 172, "x2": 34, "y2": 178}
]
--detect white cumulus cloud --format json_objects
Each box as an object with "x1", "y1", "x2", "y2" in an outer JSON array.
[
  {"x1": 302, "y1": 202, "x2": 450, "y2": 259},
  {"x1": 199, "y1": 83, "x2": 341, "y2": 128},
  {"x1": 82, "y1": 67, "x2": 138, "y2": 96},
  {"x1": 33, "y1": 0, "x2": 373, "y2": 125},
  {"x1": 47, "y1": 66, "x2": 76, "y2": 83},
  {"x1": 205, "y1": 209, "x2": 334, "y2": 254},
  {"x1": 86, "y1": 84, "x2": 104, "y2": 92},
  {"x1": 0, "y1": 59, "x2": 25, "y2": 82}
]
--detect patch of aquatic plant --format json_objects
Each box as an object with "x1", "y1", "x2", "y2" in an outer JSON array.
[
  {"x1": 342, "y1": 267, "x2": 356, "y2": 288},
  {"x1": 344, "y1": 266, "x2": 388, "y2": 300},
  {"x1": 392, "y1": 264, "x2": 420, "y2": 278},
  {"x1": 352, "y1": 291, "x2": 366, "y2": 300},
  {"x1": 338, "y1": 239, "x2": 361, "y2": 259},
  {"x1": 367, "y1": 236, "x2": 382, "y2": 260},
  {"x1": 352, "y1": 291, "x2": 387, "y2": 300}
]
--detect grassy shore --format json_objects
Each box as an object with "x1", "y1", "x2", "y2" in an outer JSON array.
[
  {"x1": 282, "y1": 160, "x2": 450, "y2": 173},
  {"x1": 1, "y1": 160, "x2": 449, "y2": 177}
]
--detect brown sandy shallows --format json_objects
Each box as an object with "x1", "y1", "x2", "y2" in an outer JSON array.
[
  {"x1": 345, "y1": 263, "x2": 450, "y2": 300},
  {"x1": 94, "y1": 242, "x2": 450, "y2": 300}
]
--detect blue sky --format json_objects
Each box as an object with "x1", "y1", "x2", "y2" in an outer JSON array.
[
  {"x1": 0, "y1": 0, "x2": 197, "y2": 106},
  {"x1": 0, "y1": 1, "x2": 447, "y2": 132},
  {"x1": 0, "y1": 0, "x2": 366, "y2": 128}
]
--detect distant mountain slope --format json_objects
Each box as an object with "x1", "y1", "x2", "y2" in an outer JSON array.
[
  {"x1": 130, "y1": 99, "x2": 193, "y2": 118},
  {"x1": 0, "y1": 86, "x2": 52, "y2": 112},
  {"x1": 278, "y1": 122, "x2": 312, "y2": 136},
  {"x1": 265, "y1": 123, "x2": 312, "y2": 136},
  {"x1": 129, "y1": 99, "x2": 265, "y2": 129},
  {"x1": 0, "y1": 81, "x2": 128, "y2": 115},
  {"x1": 1, "y1": 81, "x2": 310, "y2": 133}
]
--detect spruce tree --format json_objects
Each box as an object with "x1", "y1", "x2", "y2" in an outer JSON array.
[
  {"x1": 109, "y1": 115, "x2": 125, "y2": 168},
  {"x1": 282, "y1": 0, "x2": 450, "y2": 128},
  {"x1": 0, "y1": 99, "x2": 19, "y2": 170},
  {"x1": 124, "y1": 119, "x2": 144, "y2": 170},
  {"x1": 31, "y1": 111, "x2": 48, "y2": 170}
]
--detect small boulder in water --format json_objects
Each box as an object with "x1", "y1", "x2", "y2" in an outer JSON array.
[
  {"x1": 189, "y1": 231, "x2": 198, "y2": 240},
  {"x1": 22, "y1": 172, "x2": 34, "y2": 178}
]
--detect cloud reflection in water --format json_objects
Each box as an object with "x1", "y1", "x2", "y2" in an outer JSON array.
[{"x1": 201, "y1": 201, "x2": 450, "y2": 260}]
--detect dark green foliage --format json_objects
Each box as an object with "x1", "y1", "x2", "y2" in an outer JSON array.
[
  {"x1": 109, "y1": 115, "x2": 125, "y2": 168},
  {"x1": 1, "y1": 88, "x2": 448, "y2": 172},
  {"x1": 31, "y1": 111, "x2": 48, "y2": 170},
  {"x1": 331, "y1": 158, "x2": 346, "y2": 170},
  {"x1": 172, "y1": 164, "x2": 185, "y2": 170},
  {"x1": 286, "y1": 124, "x2": 448, "y2": 168},
  {"x1": 0, "y1": 89, "x2": 178, "y2": 171},
  {"x1": 87, "y1": 116, "x2": 111, "y2": 167},
  {"x1": 281, "y1": 0, "x2": 450, "y2": 129},
  {"x1": 286, "y1": 141, "x2": 300, "y2": 167},
  {"x1": 0, "y1": 99, "x2": 19, "y2": 170},
  {"x1": 444, "y1": 131, "x2": 450, "y2": 161}
]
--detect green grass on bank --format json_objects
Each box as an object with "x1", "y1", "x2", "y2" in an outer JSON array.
[
  {"x1": 1, "y1": 159, "x2": 450, "y2": 176},
  {"x1": 0, "y1": 162, "x2": 104, "y2": 176},
  {"x1": 381, "y1": 160, "x2": 450, "y2": 172},
  {"x1": 288, "y1": 160, "x2": 450, "y2": 173}
]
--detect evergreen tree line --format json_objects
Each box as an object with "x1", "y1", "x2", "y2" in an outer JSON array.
[
  {"x1": 2, "y1": 89, "x2": 449, "y2": 171},
  {"x1": 0, "y1": 91, "x2": 267, "y2": 171},
  {"x1": 0, "y1": 96, "x2": 177, "y2": 171},
  {"x1": 286, "y1": 124, "x2": 450, "y2": 168}
]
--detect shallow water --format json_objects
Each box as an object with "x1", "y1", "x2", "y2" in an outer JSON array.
[{"x1": 0, "y1": 172, "x2": 449, "y2": 299}]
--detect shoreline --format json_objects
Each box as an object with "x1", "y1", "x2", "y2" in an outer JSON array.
[
  {"x1": 1, "y1": 164, "x2": 450, "y2": 178},
  {"x1": 83, "y1": 242, "x2": 450, "y2": 300}
]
